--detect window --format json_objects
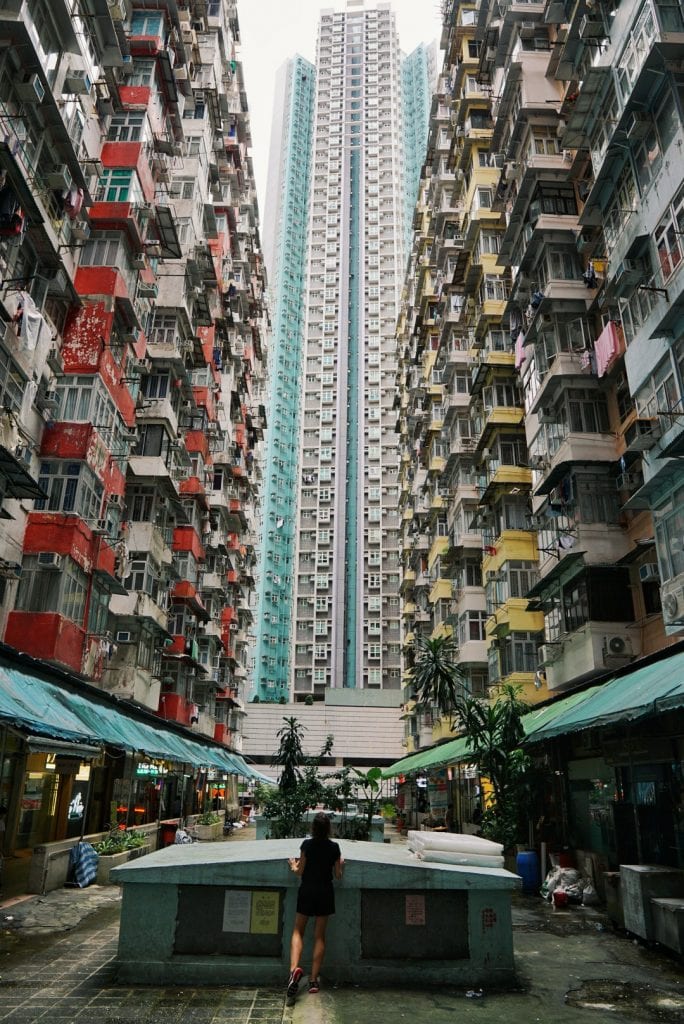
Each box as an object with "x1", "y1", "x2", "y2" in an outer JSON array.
[
  {"x1": 108, "y1": 113, "x2": 146, "y2": 142},
  {"x1": 0, "y1": 345, "x2": 28, "y2": 415},
  {"x1": 130, "y1": 11, "x2": 164, "y2": 35},
  {"x1": 35, "y1": 461, "x2": 103, "y2": 521},
  {"x1": 655, "y1": 181, "x2": 684, "y2": 280},
  {"x1": 96, "y1": 169, "x2": 141, "y2": 204},
  {"x1": 16, "y1": 555, "x2": 88, "y2": 626}
]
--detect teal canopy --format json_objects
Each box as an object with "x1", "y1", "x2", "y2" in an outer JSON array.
[
  {"x1": 382, "y1": 735, "x2": 472, "y2": 779},
  {"x1": 0, "y1": 660, "x2": 264, "y2": 779},
  {"x1": 523, "y1": 648, "x2": 684, "y2": 743},
  {"x1": 382, "y1": 647, "x2": 684, "y2": 778}
]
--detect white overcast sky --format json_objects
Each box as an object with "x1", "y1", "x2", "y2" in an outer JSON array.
[{"x1": 238, "y1": 0, "x2": 444, "y2": 215}]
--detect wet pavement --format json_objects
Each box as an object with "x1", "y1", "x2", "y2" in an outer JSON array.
[{"x1": 0, "y1": 829, "x2": 681, "y2": 1024}]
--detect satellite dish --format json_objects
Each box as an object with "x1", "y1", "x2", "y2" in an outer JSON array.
[{"x1": 558, "y1": 534, "x2": 576, "y2": 550}]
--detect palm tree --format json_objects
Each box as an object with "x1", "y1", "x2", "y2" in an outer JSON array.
[
  {"x1": 274, "y1": 716, "x2": 306, "y2": 793},
  {"x1": 410, "y1": 631, "x2": 464, "y2": 723},
  {"x1": 454, "y1": 684, "x2": 531, "y2": 850}
]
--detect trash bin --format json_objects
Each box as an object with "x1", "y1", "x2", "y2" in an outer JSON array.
[{"x1": 160, "y1": 823, "x2": 177, "y2": 848}]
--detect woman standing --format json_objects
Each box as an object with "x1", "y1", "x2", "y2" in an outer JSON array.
[{"x1": 286, "y1": 812, "x2": 344, "y2": 997}]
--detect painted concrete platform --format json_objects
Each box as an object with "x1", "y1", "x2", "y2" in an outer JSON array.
[{"x1": 113, "y1": 837, "x2": 520, "y2": 988}]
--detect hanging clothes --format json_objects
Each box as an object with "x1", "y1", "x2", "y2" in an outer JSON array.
[{"x1": 63, "y1": 185, "x2": 84, "y2": 220}]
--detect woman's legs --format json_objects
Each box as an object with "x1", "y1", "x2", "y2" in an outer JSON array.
[
  {"x1": 310, "y1": 915, "x2": 329, "y2": 981},
  {"x1": 290, "y1": 912, "x2": 309, "y2": 972}
]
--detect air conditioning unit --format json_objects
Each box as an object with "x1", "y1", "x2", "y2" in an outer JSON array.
[
  {"x1": 122, "y1": 430, "x2": 138, "y2": 443},
  {"x1": 482, "y1": 448, "x2": 494, "y2": 461},
  {"x1": 109, "y1": 494, "x2": 124, "y2": 507},
  {"x1": 616, "y1": 472, "x2": 638, "y2": 491},
  {"x1": 64, "y1": 69, "x2": 93, "y2": 95},
  {"x1": 47, "y1": 347, "x2": 63, "y2": 374},
  {"x1": 72, "y1": 219, "x2": 91, "y2": 242},
  {"x1": 639, "y1": 562, "x2": 659, "y2": 583},
  {"x1": 578, "y1": 14, "x2": 605, "y2": 38},
  {"x1": 92, "y1": 519, "x2": 110, "y2": 534},
  {"x1": 604, "y1": 634, "x2": 631, "y2": 658},
  {"x1": 16, "y1": 74, "x2": 45, "y2": 103},
  {"x1": 45, "y1": 165, "x2": 73, "y2": 190},
  {"x1": 131, "y1": 254, "x2": 146, "y2": 270},
  {"x1": 624, "y1": 417, "x2": 661, "y2": 452},
  {"x1": 611, "y1": 258, "x2": 642, "y2": 298},
  {"x1": 662, "y1": 585, "x2": 684, "y2": 625},
  {"x1": 120, "y1": 54, "x2": 134, "y2": 72},
  {"x1": 107, "y1": 0, "x2": 127, "y2": 22},
  {"x1": 116, "y1": 630, "x2": 133, "y2": 643},
  {"x1": 539, "y1": 642, "x2": 564, "y2": 666},
  {"x1": 138, "y1": 282, "x2": 159, "y2": 298},
  {"x1": 519, "y1": 20, "x2": 536, "y2": 37},
  {"x1": 626, "y1": 110, "x2": 652, "y2": 140},
  {"x1": 538, "y1": 407, "x2": 556, "y2": 424},
  {"x1": 95, "y1": 81, "x2": 114, "y2": 115},
  {"x1": 38, "y1": 552, "x2": 63, "y2": 570},
  {"x1": 528, "y1": 455, "x2": 547, "y2": 471}
]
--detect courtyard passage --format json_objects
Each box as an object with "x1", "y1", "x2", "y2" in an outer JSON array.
[{"x1": 0, "y1": 870, "x2": 681, "y2": 1023}]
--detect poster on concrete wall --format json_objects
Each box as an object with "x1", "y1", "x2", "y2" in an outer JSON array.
[
  {"x1": 223, "y1": 889, "x2": 252, "y2": 932},
  {"x1": 222, "y1": 889, "x2": 280, "y2": 934}
]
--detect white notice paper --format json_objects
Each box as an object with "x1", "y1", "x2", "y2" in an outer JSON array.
[{"x1": 223, "y1": 889, "x2": 252, "y2": 932}]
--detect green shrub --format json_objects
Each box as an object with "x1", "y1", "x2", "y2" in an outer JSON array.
[{"x1": 197, "y1": 811, "x2": 221, "y2": 825}]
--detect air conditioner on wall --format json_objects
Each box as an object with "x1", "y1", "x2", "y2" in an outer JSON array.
[
  {"x1": 16, "y1": 74, "x2": 45, "y2": 103},
  {"x1": 37, "y1": 552, "x2": 62, "y2": 570},
  {"x1": 64, "y1": 68, "x2": 93, "y2": 96},
  {"x1": 638, "y1": 562, "x2": 659, "y2": 583}
]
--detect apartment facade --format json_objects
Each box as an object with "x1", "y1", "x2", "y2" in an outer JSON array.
[
  {"x1": 398, "y1": 0, "x2": 683, "y2": 750},
  {"x1": 289, "y1": 0, "x2": 419, "y2": 701},
  {"x1": 253, "y1": 56, "x2": 316, "y2": 703},
  {"x1": 0, "y1": 0, "x2": 267, "y2": 753}
]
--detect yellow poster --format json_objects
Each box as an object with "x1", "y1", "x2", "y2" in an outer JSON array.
[{"x1": 250, "y1": 890, "x2": 279, "y2": 934}]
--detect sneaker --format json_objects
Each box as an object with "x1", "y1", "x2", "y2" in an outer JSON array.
[
  {"x1": 286, "y1": 967, "x2": 303, "y2": 997},
  {"x1": 308, "y1": 978, "x2": 320, "y2": 994}
]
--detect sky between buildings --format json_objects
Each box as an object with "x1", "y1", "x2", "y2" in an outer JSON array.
[{"x1": 239, "y1": 0, "x2": 444, "y2": 216}]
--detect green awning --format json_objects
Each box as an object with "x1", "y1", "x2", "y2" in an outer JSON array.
[
  {"x1": 523, "y1": 648, "x2": 684, "y2": 743},
  {"x1": 382, "y1": 735, "x2": 472, "y2": 779},
  {"x1": 0, "y1": 659, "x2": 263, "y2": 778}
]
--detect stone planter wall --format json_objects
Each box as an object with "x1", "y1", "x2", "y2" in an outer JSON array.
[
  {"x1": 195, "y1": 822, "x2": 222, "y2": 842},
  {"x1": 96, "y1": 845, "x2": 151, "y2": 885}
]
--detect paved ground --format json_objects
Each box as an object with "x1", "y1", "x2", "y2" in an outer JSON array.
[{"x1": 0, "y1": 827, "x2": 681, "y2": 1024}]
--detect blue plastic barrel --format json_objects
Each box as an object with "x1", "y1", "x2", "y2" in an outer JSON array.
[{"x1": 516, "y1": 849, "x2": 540, "y2": 893}]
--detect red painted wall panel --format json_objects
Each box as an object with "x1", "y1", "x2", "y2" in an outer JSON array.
[{"x1": 5, "y1": 612, "x2": 84, "y2": 674}]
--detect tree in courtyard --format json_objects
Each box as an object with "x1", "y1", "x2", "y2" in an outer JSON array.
[
  {"x1": 454, "y1": 684, "x2": 531, "y2": 852},
  {"x1": 274, "y1": 716, "x2": 306, "y2": 792},
  {"x1": 263, "y1": 718, "x2": 334, "y2": 838},
  {"x1": 410, "y1": 631, "x2": 465, "y2": 725}
]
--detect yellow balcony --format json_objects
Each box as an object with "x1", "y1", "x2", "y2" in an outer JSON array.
[
  {"x1": 429, "y1": 577, "x2": 452, "y2": 604},
  {"x1": 428, "y1": 535, "x2": 450, "y2": 569}
]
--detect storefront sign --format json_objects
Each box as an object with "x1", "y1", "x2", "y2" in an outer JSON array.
[{"x1": 136, "y1": 763, "x2": 168, "y2": 777}]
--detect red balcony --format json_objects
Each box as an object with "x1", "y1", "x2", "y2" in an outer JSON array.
[
  {"x1": 171, "y1": 580, "x2": 210, "y2": 620},
  {"x1": 5, "y1": 612, "x2": 84, "y2": 675},
  {"x1": 88, "y1": 201, "x2": 149, "y2": 251},
  {"x1": 213, "y1": 723, "x2": 232, "y2": 745},
  {"x1": 158, "y1": 691, "x2": 193, "y2": 726},
  {"x1": 179, "y1": 475, "x2": 208, "y2": 507},
  {"x1": 184, "y1": 430, "x2": 210, "y2": 459},
  {"x1": 172, "y1": 526, "x2": 205, "y2": 561}
]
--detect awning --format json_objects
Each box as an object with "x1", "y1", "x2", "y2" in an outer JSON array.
[
  {"x1": 382, "y1": 735, "x2": 472, "y2": 779},
  {"x1": 0, "y1": 656, "x2": 264, "y2": 779},
  {"x1": 523, "y1": 648, "x2": 684, "y2": 743}
]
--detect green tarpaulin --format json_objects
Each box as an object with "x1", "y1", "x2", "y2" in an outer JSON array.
[
  {"x1": 0, "y1": 661, "x2": 265, "y2": 780},
  {"x1": 383, "y1": 647, "x2": 684, "y2": 778}
]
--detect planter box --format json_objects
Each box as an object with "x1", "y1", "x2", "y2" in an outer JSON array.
[
  {"x1": 195, "y1": 822, "x2": 222, "y2": 841},
  {"x1": 96, "y1": 845, "x2": 151, "y2": 885}
]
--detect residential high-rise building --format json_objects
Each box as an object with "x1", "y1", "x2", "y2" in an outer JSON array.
[
  {"x1": 402, "y1": 42, "x2": 439, "y2": 260},
  {"x1": 398, "y1": 0, "x2": 684, "y2": 753},
  {"x1": 287, "y1": 0, "x2": 423, "y2": 701},
  {"x1": 254, "y1": 57, "x2": 316, "y2": 702},
  {"x1": 0, "y1": 0, "x2": 267, "y2": 754}
]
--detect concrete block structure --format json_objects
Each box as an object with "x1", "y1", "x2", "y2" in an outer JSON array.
[{"x1": 113, "y1": 838, "x2": 519, "y2": 987}]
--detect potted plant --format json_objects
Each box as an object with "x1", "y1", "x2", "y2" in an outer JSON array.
[{"x1": 195, "y1": 811, "x2": 222, "y2": 841}]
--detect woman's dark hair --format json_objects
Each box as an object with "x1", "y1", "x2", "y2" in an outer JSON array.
[{"x1": 311, "y1": 812, "x2": 331, "y2": 840}]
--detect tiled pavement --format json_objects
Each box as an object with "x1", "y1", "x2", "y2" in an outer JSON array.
[{"x1": 0, "y1": 890, "x2": 288, "y2": 1024}]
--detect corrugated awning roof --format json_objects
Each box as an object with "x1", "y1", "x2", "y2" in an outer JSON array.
[
  {"x1": 383, "y1": 646, "x2": 684, "y2": 778},
  {"x1": 382, "y1": 735, "x2": 472, "y2": 779},
  {"x1": 523, "y1": 648, "x2": 684, "y2": 743},
  {"x1": 0, "y1": 658, "x2": 265, "y2": 780}
]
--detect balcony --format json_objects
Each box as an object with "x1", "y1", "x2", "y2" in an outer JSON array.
[
  {"x1": 110, "y1": 591, "x2": 169, "y2": 632},
  {"x1": 541, "y1": 622, "x2": 640, "y2": 691}
]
